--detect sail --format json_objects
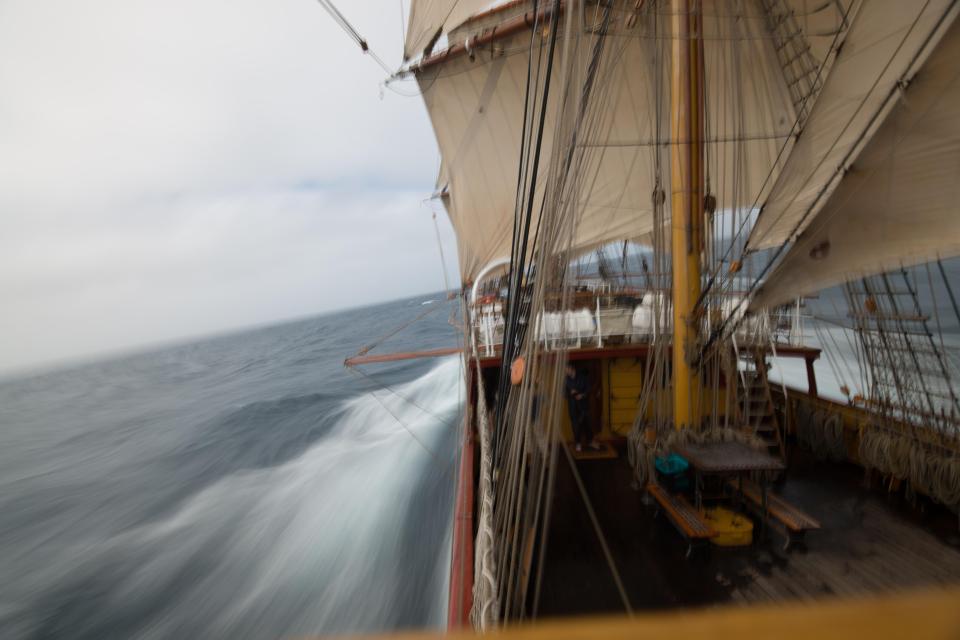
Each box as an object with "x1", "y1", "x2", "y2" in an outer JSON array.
[
  {"x1": 751, "y1": 12, "x2": 960, "y2": 310},
  {"x1": 746, "y1": 0, "x2": 955, "y2": 252},
  {"x1": 405, "y1": 0, "x2": 494, "y2": 61},
  {"x1": 418, "y1": 2, "x2": 815, "y2": 282}
]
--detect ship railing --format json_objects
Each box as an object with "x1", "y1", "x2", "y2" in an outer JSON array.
[
  {"x1": 470, "y1": 298, "x2": 673, "y2": 354},
  {"x1": 469, "y1": 295, "x2": 810, "y2": 355}
]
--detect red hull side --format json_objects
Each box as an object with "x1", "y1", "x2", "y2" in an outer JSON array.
[{"x1": 447, "y1": 370, "x2": 475, "y2": 630}]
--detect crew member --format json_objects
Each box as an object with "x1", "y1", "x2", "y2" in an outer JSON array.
[{"x1": 564, "y1": 364, "x2": 599, "y2": 452}]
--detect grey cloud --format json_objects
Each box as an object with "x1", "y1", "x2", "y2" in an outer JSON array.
[{"x1": 0, "y1": 0, "x2": 457, "y2": 373}]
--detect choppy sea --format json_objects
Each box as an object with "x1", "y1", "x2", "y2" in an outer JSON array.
[
  {"x1": 0, "y1": 294, "x2": 464, "y2": 639},
  {"x1": 4, "y1": 260, "x2": 959, "y2": 639}
]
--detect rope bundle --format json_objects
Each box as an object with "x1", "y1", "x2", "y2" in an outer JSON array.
[
  {"x1": 795, "y1": 404, "x2": 846, "y2": 462},
  {"x1": 858, "y1": 427, "x2": 960, "y2": 508},
  {"x1": 471, "y1": 361, "x2": 500, "y2": 631}
]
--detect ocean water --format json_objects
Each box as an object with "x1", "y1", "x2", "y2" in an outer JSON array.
[{"x1": 0, "y1": 294, "x2": 465, "y2": 639}]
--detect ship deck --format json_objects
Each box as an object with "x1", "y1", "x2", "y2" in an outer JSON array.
[{"x1": 535, "y1": 447, "x2": 960, "y2": 617}]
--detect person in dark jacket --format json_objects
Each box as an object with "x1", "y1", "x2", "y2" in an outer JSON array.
[{"x1": 565, "y1": 364, "x2": 599, "y2": 452}]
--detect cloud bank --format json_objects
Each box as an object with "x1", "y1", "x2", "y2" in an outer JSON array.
[{"x1": 0, "y1": 0, "x2": 456, "y2": 373}]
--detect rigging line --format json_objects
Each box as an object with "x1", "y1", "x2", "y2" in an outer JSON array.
[
  {"x1": 316, "y1": 0, "x2": 395, "y2": 75},
  {"x1": 350, "y1": 299, "x2": 448, "y2": 357},
  {"x1": 746, "y1": 0, "x2": 941, "y2": 249},
  {"x1": 509, "y1": 1, "x2": 615, "y2": 359},
  {"x1": 345, "y1": 362, "x2": 461, "y2": 429},
  {"x1": 344, "y1": 366, "x2": 444, "y2": 462},
  {"x1": 694, "y1": 0, "x2": 856, "y2": 309},
  {"x1": 927, "y1": 263, "x2": 949, "y2": 360},
  {"x1": 559, "y1": 441, "x2": 634, "y2": 616},
  {"x1": 810, "y1": 312, "x2": 853, "y2": 330},
  {"x1": 496, "y1": 2, "x2": 541, "y2": 434},
  {"x1": 432, "y1": 211, "x2": 451, "y2": 293},
  {"x1": 937, "y1": 258, "x2": 960, "y2": 329},
  {"x1": 697, "y1": 0, "x2": 957, "y2": 366},
  {"x1": 503, "y1": 0, "x2": 542, "y2": 362},
  {"x1": 495, "y1": 0, "x2": 561, "y2": 450}
]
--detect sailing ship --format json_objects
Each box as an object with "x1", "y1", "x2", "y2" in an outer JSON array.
[{"x1": 346, "y1": 0, "x2": 960, "y2": 632}]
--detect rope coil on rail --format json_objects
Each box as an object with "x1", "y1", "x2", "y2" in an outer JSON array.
[
  {"x1": 858, "y1": 425, "x2": 960, "y2": 509},
  {"x1": 795, "y1": 404, "x2": 845, "y2": 462},
  {"x1": 471, "y1": 353, "x2": 500, "y2": 631}
]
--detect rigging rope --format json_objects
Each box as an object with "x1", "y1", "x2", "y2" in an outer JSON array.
[
  {"x1": 494, "y1": 0, "x2": 561, "y2": 458},
  {"x1": 559, "y1": 440, "x2": 634, "y2": 616},
  {"x1": 700, "y1": 0, "x2": 958, "y2": 363},
  {"x1": 349, "y1": 300, "x2": 447, "y2": 358},
  {"x1": 344, "y1": 365, "x2": 444, "y2": 462},
  {"x1": 315, "y1": 0, "x2": 394, "y2": 75}
]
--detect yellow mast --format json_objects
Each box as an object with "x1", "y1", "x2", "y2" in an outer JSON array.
[{"x1": 670, "y1": 0, "x2": 704, "y2": 429}]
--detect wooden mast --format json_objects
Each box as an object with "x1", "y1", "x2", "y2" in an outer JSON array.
[{"x1": 670, "y1": 0, "x2": 704, "y2": 429}]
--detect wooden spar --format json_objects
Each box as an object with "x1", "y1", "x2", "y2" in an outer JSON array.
[
  {"x1": 343, "y1": 347, "x2": 462, "y2": 366},
  {"x1": 670, "y1": 0, "x2": 705, "y2": 429},
  {"x1": 417, "y1": 2, "x2": 563, "y2": 71}
]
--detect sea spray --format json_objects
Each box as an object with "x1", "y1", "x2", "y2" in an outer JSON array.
[{"x1": 0, "y1": 346, "x2": 463, "y2": 639}]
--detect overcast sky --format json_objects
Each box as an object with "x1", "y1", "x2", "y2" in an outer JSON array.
[{"x1": 0, "y1": 0, "x2": 458, "y2": 374}]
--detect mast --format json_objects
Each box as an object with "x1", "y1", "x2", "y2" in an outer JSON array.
[{"x1": 670, "y1": 0, "x2": 704, "y2": 429}]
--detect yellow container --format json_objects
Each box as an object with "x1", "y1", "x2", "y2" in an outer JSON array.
[{"x1": 704, "y1": 506, "x2": 753, "y2": 547}]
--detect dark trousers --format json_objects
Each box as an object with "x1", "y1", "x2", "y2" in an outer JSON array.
[{"x1": 568, "y1": 398, "x2": 591, "y2": 445}]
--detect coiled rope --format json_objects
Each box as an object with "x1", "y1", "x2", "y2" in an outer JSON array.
[
  {"x1": 470, "y1": 351, "x2": 500, "y2": 630},
  {"x1": 858, "y1": 425, "x2": 960, "y2": 509},
  {"x1": 795, "y1": 404, "x2": 846, "y2": 462}
]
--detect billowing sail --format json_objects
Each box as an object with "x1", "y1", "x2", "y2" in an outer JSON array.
[
  {"x1": 418, "y1": 1, "x2": 824, "y2": 282},
  {"x1": 751, "y1": 12, "x2": 960, "y2": 309},
  {"x1": 746, "y1": 0, "x2": 954, "y2": 251},
  {"x1": 405, "y1": 0, "x2": 494, "y2": 61}
]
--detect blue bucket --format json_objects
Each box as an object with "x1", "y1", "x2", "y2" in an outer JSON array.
[
  {"x1": 655, "y1": 453, "x2": 690, "y2": 492},
  {"x1": 655, "y1": 453, "x2": 689, "y2": 476}
]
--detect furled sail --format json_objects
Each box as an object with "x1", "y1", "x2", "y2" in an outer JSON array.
[
  {"x1": 746, "y1": 0, "x2": 955, "y2": 251},
  {"x1": 418, "y1": 1, "x2": 831, "y2": 282},
  {"x1": 751, "y1": 12, "x2": 960, "y2": 309},
  {"x1": 405, "y1": 0, "x2": 494, "y2": 61}
]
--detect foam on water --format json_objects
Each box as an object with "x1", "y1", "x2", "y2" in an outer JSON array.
[{"x1": 2, "y1": 355, "x2": 463, "y2": 639}]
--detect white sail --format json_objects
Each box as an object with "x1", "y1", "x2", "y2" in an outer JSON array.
[
  {"x1": 405, "y1": 0, "x2": 494, "y2": 61},
  {"x1": 419, "y1": 2, "x2": 815, "y2": 282},
  {"x1": 746, "y1": 0, "x2": 954, "y2": 251},
  {"x1": 751, "y1": 13, "x2": 960, "y2": 309}
]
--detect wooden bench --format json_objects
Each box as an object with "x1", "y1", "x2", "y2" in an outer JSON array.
[
  {"x1": 646, "y1": 483, "x2": 715, "y2": 556},
  {"x1": 726, "y1": 478, "x2": 820, "y2": 550}
]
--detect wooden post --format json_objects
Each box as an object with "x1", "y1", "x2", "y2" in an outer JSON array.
[{"x1": 805, "y1": 355, "x2": 819, "y2": 397}]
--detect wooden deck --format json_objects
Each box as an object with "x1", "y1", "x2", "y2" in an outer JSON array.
[
  {"x1": 536, "y1": 448, "x2": 960, "y2": 617},
  {"x1": 730, "y1": 489, "x2": 960, "y2": 603}
]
